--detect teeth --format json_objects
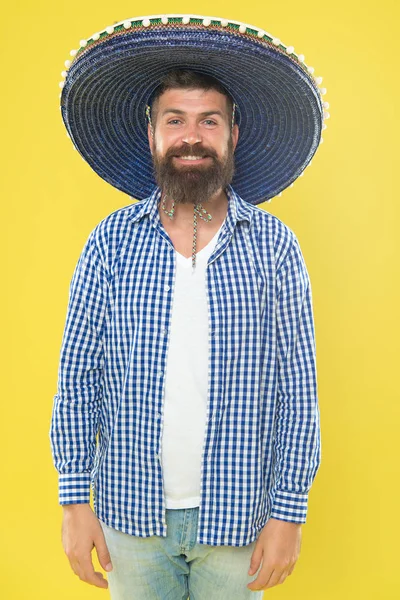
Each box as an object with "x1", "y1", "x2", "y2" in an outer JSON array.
[{"x1": 179, "y1": 156, "x2": 205, "y2": 160}]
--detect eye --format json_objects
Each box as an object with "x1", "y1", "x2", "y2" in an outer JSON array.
[
  {"x1": 204, "y1": 119, "x2": 217, "y2": 126},
  {"x1": 167, "y1": 119, "x2": 181, "y2": 125}
]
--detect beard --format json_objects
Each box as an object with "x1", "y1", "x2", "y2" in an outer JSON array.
[{"x1": 151, "y1": 136, "x2": 235, "y2": 205}]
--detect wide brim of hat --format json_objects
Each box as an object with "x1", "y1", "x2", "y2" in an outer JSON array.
[{"x1": 61, "y1": 17, "x2": 324, "y2": 204}]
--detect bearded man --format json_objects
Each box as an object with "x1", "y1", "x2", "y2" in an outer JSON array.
[{"x1": 50, "y1": 15, "x2": 325, "y2": 600}]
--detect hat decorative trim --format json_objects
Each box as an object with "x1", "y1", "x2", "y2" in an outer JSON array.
[{"x1": 59, "y1": 14, "x2": 330, "y2": 203}]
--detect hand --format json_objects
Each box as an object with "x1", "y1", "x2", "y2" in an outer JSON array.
[
  {"x1": 61, "y1": 503, "x2": 113, "y2": 589},
  {"x1": 247, "y1": 518, "x2": 302, "y2": 592}
]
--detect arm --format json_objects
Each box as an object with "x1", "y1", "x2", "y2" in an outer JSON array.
[
  {"x1": 49, "y1": 229, "x2": 109, "y2": 505},
  {"x1": 271, "y1": 233, "x2": 322, "y2": 524},
  {"x1": 247, "y1": 240, "x2": 320, "y2": 591}
]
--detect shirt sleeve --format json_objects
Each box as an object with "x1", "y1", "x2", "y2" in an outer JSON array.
[
  {"x1": 49, "y1": 230, "x2": 109, "y2": 505},
  {"x1": 270, "y1": 233, "x2": 322, "y2": 524}
]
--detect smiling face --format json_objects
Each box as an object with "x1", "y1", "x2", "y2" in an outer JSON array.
[{"x1": 147, "y1": 87, "x2": 239, "y2": 205}]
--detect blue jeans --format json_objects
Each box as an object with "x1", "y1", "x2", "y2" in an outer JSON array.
[{"x1": 99, "y1": 507, "x2": 264, "y2": 599}]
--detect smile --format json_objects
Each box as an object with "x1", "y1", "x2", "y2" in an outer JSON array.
[{"x1": 174, "y1": 156, "x2": 210, "y2": 163}]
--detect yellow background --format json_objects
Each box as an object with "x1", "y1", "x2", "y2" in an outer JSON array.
[{"x1": 2, "y1": 0, "x2": 399, "y2": 598}]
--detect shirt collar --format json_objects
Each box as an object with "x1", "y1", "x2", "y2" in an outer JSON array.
[{"x1": 128, "y1": 185, "x2": 253, "y2": 230}]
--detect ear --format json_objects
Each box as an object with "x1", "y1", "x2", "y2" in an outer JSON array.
[
  {"x1": 147, "y1": 122, "x2": 154, "y2": 155},
  {"x1": 231, "y1": 124, "x2": 239, "y2": 152}
]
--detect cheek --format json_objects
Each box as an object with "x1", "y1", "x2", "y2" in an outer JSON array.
[
  {"x1": 153, "y1": 134, "x2": 161, "y2": 153},
  {"x1": 214, "y1": 138, "x2": 230, "y2": 158},
  {"x1": 206, "y1": 131, "x2": 230, "y2": 152},
  {"x1": 154, "y1": 132, "x2": 181, "y2": 155}
]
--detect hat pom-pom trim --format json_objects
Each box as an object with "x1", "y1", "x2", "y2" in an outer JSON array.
[{"x1": 62, "y1": 14, "x2": 326, "y2": 96}]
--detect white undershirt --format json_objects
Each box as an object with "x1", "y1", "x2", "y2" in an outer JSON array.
[{"x1": 160, "y1": 222, "x2": 224, "y2": 509}]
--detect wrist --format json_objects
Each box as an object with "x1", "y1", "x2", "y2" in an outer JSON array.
[
  {"x1": 270, "y1": 517, "x2": 302, "y2": 527},
  {"x1": 62, "y1": 503, "x2": 90, "y2": 510}
]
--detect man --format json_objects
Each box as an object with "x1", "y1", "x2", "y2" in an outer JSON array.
[{"x1": 51, "y1": 14, "x2": 325, "y2": 599}]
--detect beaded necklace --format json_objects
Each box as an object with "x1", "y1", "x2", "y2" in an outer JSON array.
[{"x1": 161, "y1": 194, "x2": 212, "y2": 272}]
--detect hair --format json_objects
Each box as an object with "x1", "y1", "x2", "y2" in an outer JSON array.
[{"x1": 149, "y1": 69, "x2": 235, "y2": 130}]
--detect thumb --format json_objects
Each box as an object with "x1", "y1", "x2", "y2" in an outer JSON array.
[
  {"x1": 248, "y1": 542, "x2": 263, "y2": 576},
  {"x1": 95, "y1": 532, "x2": 113, "y2": 572}
]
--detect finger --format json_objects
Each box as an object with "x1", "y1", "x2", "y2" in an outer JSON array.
[
  {"x1": 94, "y1": 531, "x2": 113, "y2": 572},
  {"x1": 69, "y1": 559, "x2": 82, "y2": 579},
  {"x1": 66, "y1": 550, "x2": 87, "y2": 580},
  {"x1": 79, "y1": 556, "x2": 109, "y2": 589},
  {"x1": 248, "y1": 543, "x2": 263, "y2": 576},
  {"x1": 94, "y1": 571, "x2": 109, "y2": 587},
  {"x1": 71, "y1": 559, "x2": 99, "y2": 588},
  {"x1": 263, "y1": 567, "x2": 286, "y2": 589},
  {"x1": 81, "y1": 568, "x2": 108, "y2": 588},
  {"x1": 277, "y1": 569, "x2": 290, "y2": 585},
  {"x1": 247, "y1": 566, "x2": 275, "y2": 591}
]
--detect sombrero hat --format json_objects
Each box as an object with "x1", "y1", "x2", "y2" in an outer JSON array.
[{"x1": 59, "y1": 14, "x2": 329, "y2": 204}]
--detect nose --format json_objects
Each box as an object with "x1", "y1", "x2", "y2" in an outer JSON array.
[{"x1": 181, "y1": 123, "x2": 202, "y2": 145}]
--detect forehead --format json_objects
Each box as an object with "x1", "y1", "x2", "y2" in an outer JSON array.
[{"x1": 156, "y1": 87, "x2": 230, "y2": 115}]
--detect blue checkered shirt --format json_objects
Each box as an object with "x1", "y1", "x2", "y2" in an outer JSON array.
[{"x1": 49, "y1": 184, "x2": 321, "y2": 547}]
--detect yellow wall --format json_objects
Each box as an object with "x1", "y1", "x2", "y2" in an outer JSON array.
[{"x1": 1, "y1": 1, "x2": 398, "y2": 598}]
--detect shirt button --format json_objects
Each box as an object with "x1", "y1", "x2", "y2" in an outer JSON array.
[
  {"x1": 158, "y1": 370, "x2": 163, "y2": 378},
  {"x1": 162, "y1": 328, "x2": 168, "y2": 335},
  {"x1": 164, "y1": 285, "x2": 170, "y2": 292}
]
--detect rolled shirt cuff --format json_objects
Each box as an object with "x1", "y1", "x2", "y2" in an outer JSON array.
[
  {"x1": 58, "y1": 472, "x2": 91, "y2": 505},
  {"x1": 270, "y1": 489, "x2": 309, "y2": 523}
]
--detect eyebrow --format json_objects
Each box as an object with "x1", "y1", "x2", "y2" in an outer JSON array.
[{"x1": 161, "y1": 109, "x2": 225, "y2": 119}]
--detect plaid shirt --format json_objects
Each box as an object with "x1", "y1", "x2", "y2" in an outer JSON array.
[{"x1": 49, "y1": 184, "x2": 321, "y2": 547}]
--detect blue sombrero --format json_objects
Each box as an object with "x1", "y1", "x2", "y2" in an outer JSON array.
[{"x1": 59, "y1": 14, "x2": 329, "y2": 205}]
